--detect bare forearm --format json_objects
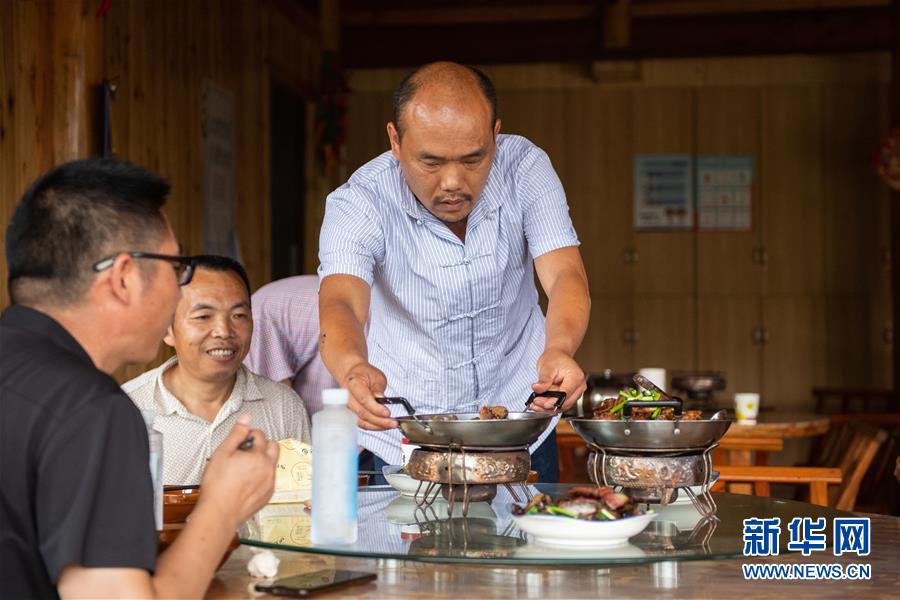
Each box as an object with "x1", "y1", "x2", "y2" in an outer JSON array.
[
  {"x1": 151, "y1": 504, "x2": 237, "y2": 598},
  {"x1": 320, "y1": 301, "x2": 369, "y2": 383},
  {"x1": 544, "y1": 271, "x2": 590, "y2": 357}
]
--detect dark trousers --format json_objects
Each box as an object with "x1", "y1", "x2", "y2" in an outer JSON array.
[{"x1": 359, "y1": 430, "x2": 560, "y2": 485}]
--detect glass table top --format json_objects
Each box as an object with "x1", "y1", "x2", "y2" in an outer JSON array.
[{"x1": 239, "y1": 484, "x2": 850, "y2": 565}]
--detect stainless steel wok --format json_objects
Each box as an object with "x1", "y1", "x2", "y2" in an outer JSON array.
[
  {"x1": 566, "y1": 377, "x2": 732, "y2": 452},
  {"x1": 376, "y1": 392, "x2": 566, "y2": 448},
  {"x1": 568, "y1": 413, "x2": 732, "y2": 451}
]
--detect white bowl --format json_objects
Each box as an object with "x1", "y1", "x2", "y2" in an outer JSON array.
[
  {"x1": 511, "y1": 511, "x2": 657, "y2": 548},
  {"x1": 670, "y1": 472, "x2": 720, "y2": 505},
  {"x1": 382, "y1": 465, "x2": 425, "y2": 497}
]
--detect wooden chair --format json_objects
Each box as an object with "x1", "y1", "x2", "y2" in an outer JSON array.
[
  {"x1": 719, "y1": 423, "x2": 888, "y2": 510},
  {"x1": 714, "y1": 465, "x2": 842, "y2": 506},
  {"x1": 830, "y1": 423, "x2": 888, "y2": 510}
]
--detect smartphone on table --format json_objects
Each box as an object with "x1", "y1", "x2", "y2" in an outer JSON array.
[{"x1": 254, "y1": 570, "x2": 377, "y2": 597}]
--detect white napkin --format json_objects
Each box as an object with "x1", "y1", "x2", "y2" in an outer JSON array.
[{"x1": 246, "y1": 547, "x2": 280, "y2": 578}]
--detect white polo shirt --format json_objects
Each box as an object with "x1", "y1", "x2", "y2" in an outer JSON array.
[{"x1": 124, "y1": 356, "x2": 310, "y2": 485}]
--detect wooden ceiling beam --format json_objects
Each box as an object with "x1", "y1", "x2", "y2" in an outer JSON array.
[
  {"x1": 341, "y1": 6, "x2": 891, "y2": 68},
  {"x1": 630, "y1": 0, "x2": 889, "y2": 18}
]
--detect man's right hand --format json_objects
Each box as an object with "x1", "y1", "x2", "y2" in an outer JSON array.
[
  {"x1": 342, "y1": 362, "x2": 398, "y2": 431},
  {"x1": 198, "y1": 414, "x2": 279, "y2": 528}
]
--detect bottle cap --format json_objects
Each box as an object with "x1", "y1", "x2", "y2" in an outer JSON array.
[
  {"x1": 322, "y1": 388, "x2": 350, "y2": 406},
  {"x1": 140, "y1": 409, "x2": 156, "y2": 428}
]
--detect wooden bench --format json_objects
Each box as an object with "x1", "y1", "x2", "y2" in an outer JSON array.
[{"x1": 715, "y1": 466, "x2": 842, "y2": 506}]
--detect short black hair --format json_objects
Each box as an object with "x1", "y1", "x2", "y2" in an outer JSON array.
[
  {"x1": 190, "y1": 255, "x2": 252, "y2": 300},
  {"x1": 392, "y1": 63, "x2": 498, "y2": 137},
  {"x1": 6, "y1": 158, "x2": 171, "y2": 306}
]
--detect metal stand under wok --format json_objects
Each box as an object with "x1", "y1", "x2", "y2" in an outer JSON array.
[
  {"x1": 588, "y1": 444, "x2": 719, "y2": 520},
  {"x1": 406, "y1": 444, "x2": 534, "y2": 517}
]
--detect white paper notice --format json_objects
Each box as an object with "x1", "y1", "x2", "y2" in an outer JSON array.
[
  {"x1": 696, "y1": 156, "x2": 754, "y2": 231},
  {"x1": 633, "y1": 155, "x2": 694, "y2": 230}
]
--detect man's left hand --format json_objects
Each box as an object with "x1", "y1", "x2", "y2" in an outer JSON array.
[{"x1": 530, "y1": 349, "x2": 586, "y2": 412}]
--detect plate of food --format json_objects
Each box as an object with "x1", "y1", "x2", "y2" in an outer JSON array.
[{"x1": 511, "y1": 487, "x2": 656, "y2": 548}]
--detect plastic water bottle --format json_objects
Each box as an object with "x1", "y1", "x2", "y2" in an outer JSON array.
[
  {"x1": 311, "y1": 388, "x2": 358, "y2": 545},
  {"x1": 141, "y1": 409, "x2": 164, "y2": 531}
]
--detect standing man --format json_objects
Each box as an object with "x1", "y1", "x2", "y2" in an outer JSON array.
[
  {"x1": 125, "y1": 256, "x2": 311, "y2": 485},
  {"x1": 1, "y1": 158, "x2": 278, "y2": 599},
  {"x1": 244, "y1": 275, "x2": 337, "y2": 415},
  {"x1": 318, "y1": 62, "x2": 590, "y2": 480}
]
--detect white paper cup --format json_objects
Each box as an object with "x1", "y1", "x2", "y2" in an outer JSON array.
[
  {"x1": 734, "y1": 393, "x2": 760, "y2": 424},
  {"x1": 638, "y1": 368, "x2": 667, "y2": 391}
]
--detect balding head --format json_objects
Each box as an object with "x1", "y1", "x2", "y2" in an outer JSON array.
[
  {"x1": 392, "y1": 62, "x2": 497, "y2": 138},
  {"x1": 386, "y1": 63, "x2": 502, "y2": 237}
]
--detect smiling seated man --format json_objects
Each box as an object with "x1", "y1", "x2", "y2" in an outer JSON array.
[{"x1": 124, "y1": 255, "x2": 310, "y2": 485}]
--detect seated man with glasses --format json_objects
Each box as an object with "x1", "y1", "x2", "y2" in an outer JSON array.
[
  {"x1": 124, "y1": 255, "x2": 311, "y2": 485},
  {"x1": 1, "y1": 158, "x2": 279, "y2": 599}
]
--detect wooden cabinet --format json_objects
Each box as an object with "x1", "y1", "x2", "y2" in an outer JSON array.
[{"x1": 344, "y1": 58, "x2": 893, "y2": 408}]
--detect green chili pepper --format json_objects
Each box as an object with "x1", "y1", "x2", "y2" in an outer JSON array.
[
  {"x1": 610, "y1": 401, "x2": 627, "y2": 414},
  {"x1": 651, "y1": 407, "x2": 661, "y2": 419},
  {"x1": 600, "y1": 508, "x2": 618, "y2": 520},
  {"x1": 547, "y1": 506, "x2": 579, "y2": 518}
]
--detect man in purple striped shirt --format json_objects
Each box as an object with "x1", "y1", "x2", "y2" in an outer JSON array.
[
  {"x1": 318, "y1": 62, "x2": 590, "y2": 480},
  {"x1": 244, "y1": 275, "x2": 337, "y2": 416}
]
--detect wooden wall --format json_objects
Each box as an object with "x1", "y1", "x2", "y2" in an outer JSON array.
[
  {"x1": 345, "y1": 55, "x2": 893, "y2": 410},
  {"x1": 0, "y1": 0, "x2": 325, "y2": 381}
]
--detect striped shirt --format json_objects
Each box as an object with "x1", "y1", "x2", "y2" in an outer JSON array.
[
  {"x1": 244, "y1": 275, "x2": 337, "y2": 415},
  {"x1": 318, "y1": 134, "x2": 580, "y2": 464}
]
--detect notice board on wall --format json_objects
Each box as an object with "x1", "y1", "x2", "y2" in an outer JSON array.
[
  {"x1": 633, "y1": 155, "x2": 694, "y2": 230},
  {"x1": 696, "y1": 155, "x2": 754, "y2": 231}
]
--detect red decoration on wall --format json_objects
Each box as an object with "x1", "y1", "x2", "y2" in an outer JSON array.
[{"x1": 872, "y1": 125, "x2": 900, "y2": 192}]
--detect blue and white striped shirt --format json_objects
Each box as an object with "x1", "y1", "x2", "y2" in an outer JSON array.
[{"x1": 318, "y1": 134, "x2": 580, "y2": 464}]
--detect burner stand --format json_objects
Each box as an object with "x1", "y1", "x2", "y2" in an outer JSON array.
[
  {"x1": 406, "y1": 445, "x2": 533, "y2": 516},
  {"x1": 587, "y1": 444, "x2": 719, "y2": 519}
]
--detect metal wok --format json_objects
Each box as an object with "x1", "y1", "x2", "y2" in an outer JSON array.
[
  {"x1": 567, "y1": 399, "x2": 732, "y2": 452},
  {"x1": 376, "y1": 392, "x2": 566, "y2": 448}
]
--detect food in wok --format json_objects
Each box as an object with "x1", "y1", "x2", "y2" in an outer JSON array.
[
  {"x1": 592, "y1": 388, "x2": 703, "y2": 421},
  {"x1": 478, "y1": 406, "x2": 509, "y2": 420},
  {"x1": 512, "y1": 487, "x2": 645, "y2": 521}
]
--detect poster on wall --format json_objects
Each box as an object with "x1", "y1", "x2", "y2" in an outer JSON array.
[
  {"x1": 201, "y1": 80, "x2": 241, "y2": 259},
  {"x1": 696, "y1": 156, "x2": 754, "y2": 231},
  {"x1": 633, "y1": 155, "x2": 693, "y2": 230}
]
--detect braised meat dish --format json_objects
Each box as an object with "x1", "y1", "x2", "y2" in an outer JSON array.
[
  {"x1": 591, "y1": 397, "x2": 703, "y2": 421},
  {"x1": 478, "y1": 405, "x2": 509, "y2": 420},
  {"x1": 512, "y1": 487, "x2": 644, "y2": 520}
]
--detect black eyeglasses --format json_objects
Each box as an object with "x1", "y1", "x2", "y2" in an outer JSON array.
[{"x1": 92, "y1": 252, "x2": 196, "y2": 286}]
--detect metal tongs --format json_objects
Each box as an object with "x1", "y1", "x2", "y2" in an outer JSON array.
[
  {"x1": 631, "y1": 374, "x2": 728, "y2": 420},
  {"x1": 629, "y1": 374, "x2": 683, "y2": 419},
  {"x1": 524, "y1": 390, "x2": 567, "y2": 412},
  {"x1": 375, "y1": 397, "x2": 434, "y2": 434}
]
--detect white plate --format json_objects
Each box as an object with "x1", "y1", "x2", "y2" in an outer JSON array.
[
  {"x1": 514, "y1": 541, "x2": 646, "y2": 560},
  {"x1": 382, "y1": 465, "x2": 424, "y2": 497},
  {"x1": 511, "y1": 512, "x2": 657, "y2": 548}
]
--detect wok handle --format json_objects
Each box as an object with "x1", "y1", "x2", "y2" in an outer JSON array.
[
  {"x1": 374, "y1": 396, "x2": 416, "y2": 416},
  {"x1": 525, "y1": 391, "x2": 567, "y2": 411},
  {"x1": 621, "y1": 398, "x2": 683, "y2": 418}
]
